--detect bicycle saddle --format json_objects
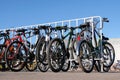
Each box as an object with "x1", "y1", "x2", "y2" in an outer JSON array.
[
  {"x1": 16, "y1": 28, "x2": 27, "y2": 33},
  {"x1": 102, "y1": 35, "x2": 109, "y2": 40},
  {"x1": 55, "y1": 25, "x2": 68, "y2": 31},
  {"x1": 80, "y1": 22, "x2": 90, "y2": 29},
  {"x1": 38, "y1": 25, "x2": 51, "y2": 30}
]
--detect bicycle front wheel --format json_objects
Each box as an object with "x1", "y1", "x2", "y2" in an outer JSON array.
[
  {"x1": 102, "y1": 42, "x2": 115, "y2": 67},
  {"x1": 47, "y1": 38, "x2": 66, "y2": 72},
  {"x1": 36, "y1": 37, "x2": 49, "y2": 72},
  {"x1": 26, "y1": 53, "x2": 37, "y2": 71},
  {"x1": 5, "y1": 41, "x2": 27, "y2": 72},
  {"x1": 79, "y1": 40, "x2": 94, "y2": 73},
  {"x1": 25, "y1": 41, "x2": 37, "y2": 72}
]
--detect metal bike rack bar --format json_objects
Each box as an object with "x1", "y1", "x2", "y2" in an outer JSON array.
[{"x1": 1, "y1": 16, "x2": 102, "y2": 33}]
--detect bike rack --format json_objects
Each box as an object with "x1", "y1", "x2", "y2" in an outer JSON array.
[
  {"x1": 1, "y1": 16, "x2": 104, "y2": 72},
  {"x1": 1, "y1": 16, "x2": 103, "y2": 37}
]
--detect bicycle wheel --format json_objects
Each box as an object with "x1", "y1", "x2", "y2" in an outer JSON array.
[
  {"x1": 71, "y1": 38, "x2": 80, "y2": 64},
  {"x1": 26, "y1": 51, "x2": 37, "y2": 71},
  {"x1": 26, "y1": 41, "x2": 37, "y2": 71},
  {"x1": 47, "y1": 38, "x2": 66, "y2": 72},
  {"x1": 79, "y1": 40, "x2": 94, "y2": 73},
  {"x1": 26, "y1": 59, "x2": 37, "y2": 71},
  {"x1": 0, "y1": 46, "x2": 9, "y2": 71},
  {"x1": 36, "y1": 37, "x2": 49, "y2": 72},
  {"x1": 5, "y1": 41, "x2": 27, "y2": 72},
  {"x1": 94, "y1": 60, "x2": 101, "y2": 72},
  {"x1": 61, "y1": 56, "x2": 70, "y2": 72},
  {"x1": 103, "y1": 66, "x2": 110, "y2": 72},
  {"x1": 62, "y1": 38, "x2": 79, "y2": 72},
  {"x1": 94, "y1": 61, "x2": 111, "y2": 72},
  {"x1": 61, "y1": 39, "x2": 77, "y2": 72},
  {"x1": 102, "y1": 42, "x2": 115, "y2": 67},
  {"x1": 37, "y1": 62, "x2": 49, "y2": 72}
]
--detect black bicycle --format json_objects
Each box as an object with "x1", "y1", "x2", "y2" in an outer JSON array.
[
  {"x1": 78, "y1": 18, "x2": 115, "y2": 73},
  {"x1": 36, "y1": 25, "x2": 54, "y2": 72},
  {"x1": 47, "y1": 25, "x2": 81, "y2": 72}
]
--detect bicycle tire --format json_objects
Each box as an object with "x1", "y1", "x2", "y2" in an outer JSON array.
[
  {"x1": 61, "y1": 58, "x2": 70, "y2": 72},
  {"x1": 36, "y1": 37, "x2": 49, "y2": 72},
  {"x1": 102, "y1": 42, "x2": 115, "y2": 67},
  {"x1": 103, "y1": 66, "x2": 110, "y2": 72},
  {"x1": 25, "y1": 41, "x2": 37, "y2": 71},
  {"x1": 94, "y1": 60, "x2": 101, "y2": 72},
  {"x1": 61, "y1": 39, "x2": 77, "y2": 72},
  {"x1": 79, "y1": 40, "x2": 94, "y2": 73},
  {"x1": 47, "y1": 38, "x2": 66, "y2": 72},
  {"x1": 37, "y1": 62, "x2": 49, "y2": 72},
  {"x1": 5, "y1": 41, "x2": 27, "y2": 72}
]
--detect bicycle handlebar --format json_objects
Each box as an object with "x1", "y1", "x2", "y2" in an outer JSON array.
[
  {"x1": 0, "y1": 29, "x2": 11, "y2": 36},
  {"x1": 38, "y1": 25, "x2": 52, "y2": 30},
  {"x1": 55, "y1": 25, "x2": 68, "y2": 31},
  {"x1": 16, "y1": 28, "x2": 28, "y2": 33}
]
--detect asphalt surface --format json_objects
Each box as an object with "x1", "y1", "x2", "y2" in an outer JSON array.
[{"x1": 0, "y1": 71, "x2": 120, "y2": 80}]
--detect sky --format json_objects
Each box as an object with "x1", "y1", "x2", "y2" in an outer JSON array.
[{"x1": 0, "y1": 0, "x2": 120, "y2": 38}]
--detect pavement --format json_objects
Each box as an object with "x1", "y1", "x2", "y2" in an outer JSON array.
[{"x1": 0, "y1": 70, "x2": 120, "y2": 80}]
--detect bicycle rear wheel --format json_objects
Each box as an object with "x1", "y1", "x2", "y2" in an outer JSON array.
[
  {"x1": 94, "y1": 60, "x2": 101, "y2": 72},
  {"x1": 5, "y1": 41, "x2": 27, "y2": 72},
  {"x1": 26, "y1": 53, "x2": 37, "y2": 71},
  {"x1": 94, "y1": 61, "x2": 111, "y2": 72},
  {"x1": 61, "y1": 57, "x2": 70, "y2": 72},
  {"x1": 102, "y1": 42, "x2": 115, "y2": 67},
  {"x1": 79, "y1": 40, "x2": 94, "y2": 73},
  {"x1": 25, "y1": 41, "x2": 37, "y2": 71},
  {"x1": 37, "y1": 37, "x2": 49, "y2": 72},
  {"x1": 47, "y1": 38, "x2": 66, "y2": 72}
]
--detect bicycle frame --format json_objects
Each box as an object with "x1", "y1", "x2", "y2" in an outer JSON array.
[
  {"x1": 76, "y1": 17, "x2": 104, "y2": 56},
  {"x1": 76, "y1": 17, "x2": 109, "y2": 72},
  {"x1": 60, "y1": 28, "x2": 74, "y2": 51},
  {"x1": 60, "y1": 27, "x2": 81, "y2": 63},
  {"x1": 0, "y1": 30, "x2": 23, "y2": 60},
  {"x1": 0, "y1": 33, "x2": 10, "y2": 60}
]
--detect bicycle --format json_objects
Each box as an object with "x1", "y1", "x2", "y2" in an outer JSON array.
[
  {"x1": 77, "y1": 18, "x2": 115, "y2": 73},
  {"x1": 24, "y1": 27, "x2": 41, "y2": 71},
  {"x1": 36, "y1": 25, "x2": 59, "y2": 72},
  {"x1": 0, "y1": 30, "x2": 11, "y2": 71},
  {"x1": 47, "y1": 25, "x2": 81, "y2": 72},
  {"x1": 5, "y1": 28, "x2": 34, "y2": 71},
  {"x1": 36, "y1": 25, "x2": 51, "y2": 72}
]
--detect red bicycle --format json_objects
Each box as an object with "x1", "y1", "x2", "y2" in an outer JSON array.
[
  {"x1": 5, "y1": 29, "x2": 29, "y2": 71},
  {"x1": 0, "y1": 30, "x2": 11, "y2": 71}
]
